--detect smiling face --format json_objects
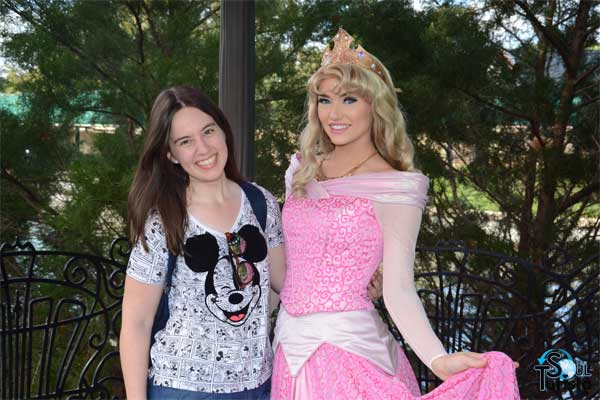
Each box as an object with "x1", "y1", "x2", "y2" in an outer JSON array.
[
  {"x1": 316, "y1": 77, "x2": 373, "y2": 150},
  {"x1": 183, "y1": 225, "x2": 266, "y2": 327},
  {"x1": 205, "y1": 258, "x2": 261, "y2": 327},
  {"x1": 167, "y1": 106, "x2": 228, "y2": 185}
]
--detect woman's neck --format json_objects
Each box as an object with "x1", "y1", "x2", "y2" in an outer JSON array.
[
  {"x1": 328, "y1": 142, "x2": 377, "y2": 168},
  {"x1": 187, "y1": 176, "x2": 236, "y2": 205}
]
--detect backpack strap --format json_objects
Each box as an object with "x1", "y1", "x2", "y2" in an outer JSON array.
[
  {"x1": 150, "y1": 252, "x2": 177, "y2": 350},
  {"x1": 164, "y1": 252, "x2": 177, "y2": 289},
  {"x1": 239, "y1": 181, "x2": 267, "y2": 232},
  {"x1": 150, "y1": 183, "x2": 266, "y2": 351}
]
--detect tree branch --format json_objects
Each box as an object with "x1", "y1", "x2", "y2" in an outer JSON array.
[
  {"x1": 575, "y1": 81, "x2": 598, "y2": 96},
  {"x1": 575, "y1": 62, "x2": 600, "y2": 86},
  {"x1": 514, "y1": 0, "x2": 570, "y2": 68},
  {"x1": 70, "y1": 106, "x2": 144, "y2": 128},
  {"x1": 435, "y1": 142, "x2": 520, "y2": 226},
  {"x1": 1, "y1": 167, "x2": 57, "y2": 216},
  {"x1": 459, "y1": 88, "x2": 533, "y2": 122},
  {"x1": 586, "y1": 20, "x2": 600, "y2": 36},
  {"x1": 495, "y1": 19, "x2": 531, "y2": 50},
  {"x1": 5, "y1": 3, "x2": 146, "y2": 110},
  {"x1": 126, "y1": 2, "x2": 145, "y2": 65},
  {"x1": 558, "y1": 182, "x2": 600, "y2": 213},
  {"x1": 574, "y1": 95, "x2": 600, "y2": 112}
]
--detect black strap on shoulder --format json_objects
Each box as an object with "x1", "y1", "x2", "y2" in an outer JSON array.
[
  {"x1": 150, "y1": 182, "x2": 266, "y2": 353},
  {"x1": 165, "y1": 252, "x2": 177, "y2": 288},
  {"x1": 150, "y1": 252, "x2": 177, "y2": 350},
  {"x1": 239, "y1": 181, "x2": 267, "y2": 232}
]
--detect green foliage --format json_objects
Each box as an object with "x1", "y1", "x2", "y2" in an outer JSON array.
[
  {"x1": 1, "y1": 0, "x2": 222, "y2": 252},
  {"x1": 48, "y1": 130, "x2": 139, "y2": 253},
  {"x1": 1, "y1": 0, "x2": 597, "y2": 262}
]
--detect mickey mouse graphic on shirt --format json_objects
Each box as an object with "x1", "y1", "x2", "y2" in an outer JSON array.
[{"x1": 183, "y1": 224, "x2": 267, "y2": 326}]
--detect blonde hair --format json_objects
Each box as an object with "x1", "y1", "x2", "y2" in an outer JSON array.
[{"x1": 291, "y1": 61, "x2": 416, "y2": 196}]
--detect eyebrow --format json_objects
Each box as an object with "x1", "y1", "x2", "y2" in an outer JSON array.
[
  {"x1": 201, "y1": 122, "x2": 217, "y2": 131},
  {"x1": 172, "y1": 123, "x2": 217, "y2": 143},
  {"x1": 172, "y1": 135, "x2": 190, "y2": 144},
  {"x1": 316, "y1": 91, "x2": 353, "y2": 98}
]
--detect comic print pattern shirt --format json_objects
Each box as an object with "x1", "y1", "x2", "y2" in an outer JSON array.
[{"x1": 127, "y1": 184, "x2": 283, "y2": 393}]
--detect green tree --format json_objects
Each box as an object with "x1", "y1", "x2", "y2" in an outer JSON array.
[
  {"x1": 1, "y1": 0, "x2": 221, "y2": 253},
  {"x1": 312, "y1": 0, "x2": 599, "y2": 260}
]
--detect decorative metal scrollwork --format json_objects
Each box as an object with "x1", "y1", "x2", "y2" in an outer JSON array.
[
  {"x1": 1, "y1": 238, "x2": 127, "y2": 399},
  {"x1": 2, "y1": 237, "x2": 597, "y2": 399},
  {"x1": 376, "y1": 242, "x2": 599, "y2": 399}
]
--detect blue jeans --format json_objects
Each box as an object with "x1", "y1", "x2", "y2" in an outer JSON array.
[{"x1": 147, "y1": 378, "x2": 271, "y2": 400}]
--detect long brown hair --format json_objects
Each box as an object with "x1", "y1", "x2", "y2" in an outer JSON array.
[{"x1": 128, "y1": 86, "x2": 244, "y2": 254}]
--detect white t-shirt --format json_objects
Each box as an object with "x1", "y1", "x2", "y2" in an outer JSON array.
[{"x1": 126, "y1": 184, "x2": 283, "y2": 393}]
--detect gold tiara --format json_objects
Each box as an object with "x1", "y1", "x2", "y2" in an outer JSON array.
[{"x1": 320, "y1": 28, "x2": 388, "y2": 84}]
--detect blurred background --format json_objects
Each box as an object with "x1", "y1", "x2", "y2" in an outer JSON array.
[{"x1": 1, "y1": 0, "x2": 597, "y2": 261}]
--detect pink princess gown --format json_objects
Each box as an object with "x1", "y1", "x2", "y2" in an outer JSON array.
[{"x1": 270, "y1": 155, "x2": 520, "y2": 399}]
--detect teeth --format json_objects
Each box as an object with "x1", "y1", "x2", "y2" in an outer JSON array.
[
  {"x1": 330, "y1": 124, "x2": 349, "y2": 129},
  {"x1": 198, "y1": 155, "x2": 216, "y2": 166}
]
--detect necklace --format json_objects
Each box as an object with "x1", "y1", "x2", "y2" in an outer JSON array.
[{"x1": 317, "y1": 151, "x2": 379, "y2": 181}]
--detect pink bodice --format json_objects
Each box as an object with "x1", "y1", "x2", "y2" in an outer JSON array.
[{"x1": 279, "y1": 194, "x2": 383, "y2": 315}]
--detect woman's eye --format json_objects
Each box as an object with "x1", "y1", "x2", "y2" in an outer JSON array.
[
  {"x1": 318, "y1": 97, "x2": 331, "y2": 105},
  {"x1": 343, "y1": 97, "x2": 357, "y2": 104},
  {"x1": 204, "y1": 128, "x2": 215, "y2": 135},
  {"x1": 179, "y1": 138, "x2": 191, "y2": 146}
]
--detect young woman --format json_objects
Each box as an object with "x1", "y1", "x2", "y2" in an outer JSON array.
[
  {"x1": 120, "y1": 87, "x2": 286, "y2": 399},
  {"x1": 270, "y1": 29, "x2": 520, "y2": 399}
]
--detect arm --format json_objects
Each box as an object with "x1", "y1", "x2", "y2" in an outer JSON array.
[
  {"x1": 373, "y1": 202, "x2": 447, "y2": 370},
  {"x1": 367, "y1": 265, "x2": 383, "y2": 300},
  {"x1": 119, "y1": 277, "x2": 162, "y2": 399},
  {"x1": 268, "y1": 244, "x2": 286, "y2": 294},
  {"x1": 120, "y1": 212, "x2": 170, "y2": 397},
  {"x1": 258, "y1": 186, "x2": 286, "y2": 294},
  {"x1": 375, "y1": 202, "x2": 504, "y2": 380},
  {"x1": 268, "y1": 244, "x2": 285, "y2": 314}
]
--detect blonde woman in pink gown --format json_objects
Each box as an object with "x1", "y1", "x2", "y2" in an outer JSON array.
[{"x1": 270, "y1": 29, "x2": 520, "y2": 399}]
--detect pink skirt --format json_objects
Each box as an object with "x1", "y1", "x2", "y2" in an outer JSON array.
[{"x1": 271, "y1": 344, "x2": 520, "y2": 400}]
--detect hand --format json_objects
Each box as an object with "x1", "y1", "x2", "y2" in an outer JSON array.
[
  {"x1": 367, "y1": 265, "x2": 383, "y2": 300},
  {"x1": 430, "y1": 352, "x2": 519, "y2": 381}
]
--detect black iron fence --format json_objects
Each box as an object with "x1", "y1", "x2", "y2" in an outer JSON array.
[
  {"x1": 377, "y1": 242, "x2": 599, "y2": 399},
  {"x1": 1, "y1": 238, "x2": 129, "y2": 400},
  {"x1": 1, "y1": 238, "x2": 598, "y2": 399}
]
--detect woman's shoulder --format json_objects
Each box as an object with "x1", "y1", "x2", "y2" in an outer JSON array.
[
  {"x1": 333, "y1": 169, "x2": 429, "y2": 209},
  {"x1": 142, "y1": 209, "x2": 167, "y2": 236},
  {"x1": 246, "y1": 182, "x2": 279, "y2": 207},
  {"x1": 366, "y1": 168, "x2": 429, "y2": 189},
  {"x1": 284, "y1": 151, "x2": 302, "y2": 191},
  {"x1": 368, "y1": 156, "x2": 427, "y2": 177},
  {"x1": 288, "y1": 151, "x2": 302, "y2": 171},
  {"x1": 361, "y1": 158, "x2": 429, "y2": 184}
]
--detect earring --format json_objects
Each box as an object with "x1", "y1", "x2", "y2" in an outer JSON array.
[{"x1": 171, "y1": 159, "x2": 180, "y2": 164}]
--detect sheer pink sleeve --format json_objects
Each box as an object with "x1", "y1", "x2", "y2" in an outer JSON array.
[
  {"x1": 373, "y1": 202, "x2": 447, "y2": 370},
  {"x1": 284, "y1": 152, "x2": 301, "y2": 200}
]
